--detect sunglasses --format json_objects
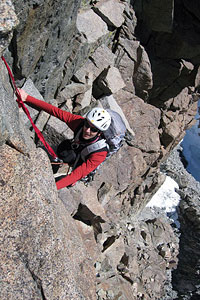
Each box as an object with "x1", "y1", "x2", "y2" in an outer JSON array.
[{"x1": 84, "y1": 119, "x2": 99, "y2": 133}]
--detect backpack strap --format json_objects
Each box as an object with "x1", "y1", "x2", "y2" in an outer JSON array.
[
  {"x1": 72, "y1": 127, "x2": 82, "y2": 146},
  {"x1": 80, "y1": 139, "x2": 108, "y2": 162},
  {"x1": 72, "y1": 125, "x2": 108, "y2": 169}
]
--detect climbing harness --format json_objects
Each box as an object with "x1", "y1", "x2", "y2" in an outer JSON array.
[{"x1": 1, "y1": 56, "x2": 59, "y2": 162}]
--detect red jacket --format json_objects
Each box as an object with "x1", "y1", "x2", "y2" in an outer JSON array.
[{"x1": 26, "y1": 95, "x2": 107, "y2": 189}]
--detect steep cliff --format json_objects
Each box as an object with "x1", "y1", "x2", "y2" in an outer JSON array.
[
  {"x1": 161, "y1": 144, "x2": 200, "y2": 300},
  {"x1": 1, "y1": 0, "x2": 200, "y2": 299}
]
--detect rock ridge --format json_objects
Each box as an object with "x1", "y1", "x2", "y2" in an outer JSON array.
[{"x1": 161, "y1": 144, "x2": 200, "y2": 299}]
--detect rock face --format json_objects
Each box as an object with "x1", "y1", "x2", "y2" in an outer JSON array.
[
  {"x1": 0, "y1": 0, "x2": 18, "y2": 52},
  {"x1": 0, "y1": 146, "x2": 96, "y2": 300},
  {"x1": 1, "y1": 0, "x2": 200, "y2": 299},
  {"x1": 6, "y1": 0, "x2": 82, "y2": 98},
  {"x1": 161, "y1": 145, "x2": 200, "y2": 299}
]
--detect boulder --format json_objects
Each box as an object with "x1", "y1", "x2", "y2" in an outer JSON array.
[
  {"x1": 113, "y1": 6, "x2": 138, "y2": 93},
  {"x1": 172, "y1": 87, "x2": 192, "y2": 111},
  {"x1": 133, "y1": 45, "x2": 153, "y2": 100},
  {"x1": 116, "y1": 49, "x2": 136, "y2": 93},
  {"x1": 76, "y1": 9, "x2": 108, "y2": 44},
  {"x1": 43, "y1": 113, "x2": 74, "y2": 147},
  {"x1": 194, "y1": 65, "x2": 200, "y2": 88},
  {"x1": 96, "y1": 66, "x2": 126, "y2": 95},
  {"x1": 115, "y1": 90, "x2": 161, "y2": 155},
  {"x1": 74, "y1": 72, "x2": 93, "y2": 111},
  {"x1": 74, "y1": 45, "x2": 116, "y2": 83},
  {"x1": 118, "y1": 38, "x2": 139, "y2": 62},
  {"x1": 89, "y1": 145, "x2": 148, "y2": 221},
  {"x1": 58, "y1": 182, "x2": 108, "y2": 221},
  {"x1": 59, "y1": 82, "x2": 89, "y2": 104},
  {"x1": 157, "y1": 61, "x2": 196, "y2": 102},
  {"x1": 160, "y1": 88, "x2": 198, "y2": 147},
  {"x1": 102, "y1": 236, "x2": 125, "y2": 270},
  {"x1": 93, "y1": 0, "x2": 125, "y2": 28}
]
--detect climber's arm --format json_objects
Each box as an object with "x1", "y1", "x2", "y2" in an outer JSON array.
[
  {"x1": 18, "y1": 89, "x2": 84, "y2": 131},
  {"x1": 56, "y1": 151, "x2": 107, "y2": 189}
]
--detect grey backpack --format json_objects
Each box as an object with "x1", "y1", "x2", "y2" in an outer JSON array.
[{"x1": 103, "y1": 109, "x2": 127, "y2": 156}]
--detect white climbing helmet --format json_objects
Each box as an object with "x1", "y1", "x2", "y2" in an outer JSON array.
[{"x1": 86, "y1": 107, "x2": 111, "y2": 131}]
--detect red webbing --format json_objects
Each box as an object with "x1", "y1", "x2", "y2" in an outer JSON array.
[{"x1": 1, "y1": 56, "x2": 58, "y2": 159}]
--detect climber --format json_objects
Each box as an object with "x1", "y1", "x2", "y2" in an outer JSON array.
[{"x1": 19, "y1": 89, "x2": 111, "y2": 190}]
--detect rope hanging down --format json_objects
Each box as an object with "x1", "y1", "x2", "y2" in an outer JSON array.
[{"x1": 1, "y1": 56, "x2": 58, "y2": 161}]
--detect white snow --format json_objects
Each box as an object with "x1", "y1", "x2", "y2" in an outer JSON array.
[
  {"x1": 145, "y1": 101, "x2": 200, "y2": 228},
  {"x1": 146, "y1": 176, "x2": 181, "y2": 227}
]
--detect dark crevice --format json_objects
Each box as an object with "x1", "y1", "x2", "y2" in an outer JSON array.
[
  {"x1": 8, "y1": 30, "x2": 24, "y2": 81},
  {"x1": 177, "y1": 148, "x2": 188, "y2": 169},
  {"x1": 18, "y1": 250, "x2": 47, "y2": 300},
  {"x1": 5, "y1": 140, "x2": 29, "y2": 157},
  {"x1": 73, "y1": 203, "x2": 97, "y2": 226},
  {"x1": 73, "y1": 204, "x2": 105, "y2": 241},
  {"x1": 102, "y1": 235, "x2": 117, "y2": 252},
  {"x1": 30, "y1": 271, "x2": 47, "y2": 300},
  {"x1": 120, "y1": 273, "x2": 134, "y2": 284},
  {"x1": 119, "y1": 253, "x2": 129, "y2": 267},
  {"x1": 33, "y1": 4, "x2": 40, "y2": 10},
  {"x1": 112, "y1": 27, "x2": 122, "y2": 54}
]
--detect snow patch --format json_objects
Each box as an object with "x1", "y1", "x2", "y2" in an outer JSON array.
[{"x1": 146, "y1": 176, "x2": 181, "y2": 227}]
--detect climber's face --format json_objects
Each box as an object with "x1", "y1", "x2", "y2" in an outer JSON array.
[{"x1": 82, "y1": 119, "x2": 100, "y2": 140}]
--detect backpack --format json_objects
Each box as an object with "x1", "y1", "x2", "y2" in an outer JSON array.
[{"x1": 103, "y1": 109, "x2": 127, "y2": 157}]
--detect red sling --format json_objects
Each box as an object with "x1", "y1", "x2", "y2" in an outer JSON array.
[{"x1": 1, "y1": 56, "x2": 58, "y2": 160}]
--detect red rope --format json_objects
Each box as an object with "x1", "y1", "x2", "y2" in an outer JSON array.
[{"x1": 1, "y1": 56, "x2": 58, "y2": 160}]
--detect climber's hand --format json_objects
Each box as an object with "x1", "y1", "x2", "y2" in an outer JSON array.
[{"x1": 18, "y1": 89, "x2": 28, "y2": 102}]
